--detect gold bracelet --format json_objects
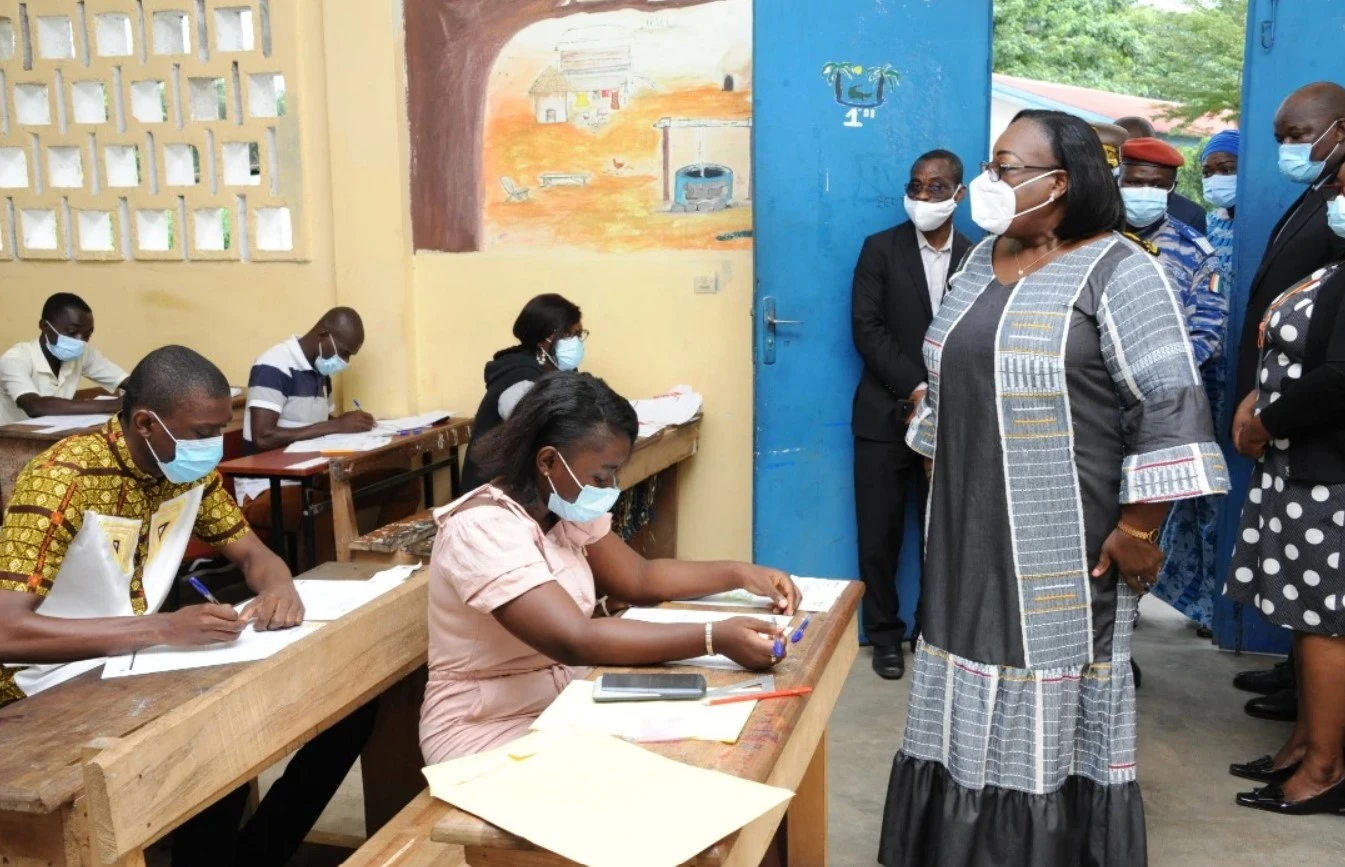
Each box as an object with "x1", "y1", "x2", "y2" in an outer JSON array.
[
  {"x1": 705, "y1": 622, "x2": 715, "y2": 656},
  {"x1": 1117, "y1": 521, "x2": 1160, "y2": 545}
]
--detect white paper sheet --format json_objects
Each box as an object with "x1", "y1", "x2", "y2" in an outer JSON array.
[
  {"x1": 630, "y1": 385, "x2": 702, "y2": 431},
  {"x1": 230, "y1": 386, "x2": 243, "y2": 398},
  {"x1": 531, "y1": 680, "x2": 757, "y2": 744},
  {"x1": 285, "y1": 457, "x2": 329, "y2": 470},
  {"x1": 283, "y1": 432, "x2": 392, "y2": 453},
  {"x1": 422, "y1": 729, "x2": 792, "y2": 867},
  {"x1": 12, "y1": 413, "x2": 113, "y2": 431},
  {"x1": 237, "y1": 563, "x2": 422, "y2": 622},
  {"x1": 620, "y1": 608, "x2": 790, "y2": 670},
  {"x1": 101, "y1": 622, "x2": 322, "y2": 678},
  {"x1": 680, "y1": 576, "x2": 852, "y2": 614},
  {"x1": 374, "y1": 410, "x2": 454, "y2": 433}
]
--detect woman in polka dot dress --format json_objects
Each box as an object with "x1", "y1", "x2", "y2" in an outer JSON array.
[{"x1": 1225, "y1": 160, "x2": 1345, "y2": 817}]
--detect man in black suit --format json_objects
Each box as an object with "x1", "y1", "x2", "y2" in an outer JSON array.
[
  {"x1": 1230, "y1": 81, "x2": 1345, "y2": 723},
  {"x1": 851, "y1": 149, "x2": 971, "y2": 680},
  {"x1": 1115, "y1": 115, "x2": 1208, "y2": 234}
]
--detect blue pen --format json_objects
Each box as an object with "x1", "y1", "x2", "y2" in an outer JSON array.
[
  {"x1": 790, "y1": 616, "x2": 813, "y2": 644},
  {"x1": 352, "y1": 399, "x2": 363, "y2": 411},
  {"x1": 773, "y1": 637, "x2": 784, "y2": 658},
  {"x1": 187, "y1": 576, "x2": 223, "y2": 606}
]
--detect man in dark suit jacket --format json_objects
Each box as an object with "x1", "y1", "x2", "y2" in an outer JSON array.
[
  {"x1": 1114, "y1": 115, "x2": 1208, "y2": 234},
  {"x1": 1230, "y1": 81, "x2": 1345, "y2": 724},
  {"x1": 851, "y1": 149, "x2": 971, "y2": 680}
]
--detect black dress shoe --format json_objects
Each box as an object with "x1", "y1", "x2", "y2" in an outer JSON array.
[
  {"x1": 1233, "y1": 659, "x2": 1294, "y2": 695},
  {"x1": 1245, "y1": 688, "x2": 1298, "y2": 722},
  {"x1": 873, "y1": 645, "x2": 905, "y2": 680},
  {"x1": 1236, "y1": 776, "x2": 1345, "y2": 816},
  {"x1": 1230, "y1": 755, "x2": 1301, "y2": 784}
]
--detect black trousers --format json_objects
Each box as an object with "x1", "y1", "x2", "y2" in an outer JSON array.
[
  {"x1": 171, "y1": 699, "x2": 378, "y2": 867},
  {"x1": 854, "y1": 437, "x2": 927, "y2": 648}
]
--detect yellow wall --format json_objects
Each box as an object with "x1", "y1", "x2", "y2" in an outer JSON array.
[
  {"x1": 0, "y1": 0, "x2": 754, "y2": 562},
  {"x1": 411, "y1": 251, "x2": 754, "y2": 562}
]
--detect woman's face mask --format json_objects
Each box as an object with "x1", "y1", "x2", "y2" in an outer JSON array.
[{"x1": 546, "y1": 449, "x2": 619, "y2": 522}]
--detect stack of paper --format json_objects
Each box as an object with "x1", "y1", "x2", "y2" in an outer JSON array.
[
  {"x1": 422, "y1": 729, "x2": 793, "y2": 867},
  {"x1": 284, "y1": 432, "x2": 392, "y2": 454},
  {"x1": 374, "y1": 410, "x2": 454, "y2": 433},
  {"x1": 682, "y1": 576, "x2": 851, "y2": 613},
  {"x1": 621, "y1": 608, "x2": 790, "y2": 670},
  {"x1": 631, "y1": 386, "x2": 702, "y2": 438},
  {"x1": 531, "y1": 680, "x2": 756, "y2": 744}
]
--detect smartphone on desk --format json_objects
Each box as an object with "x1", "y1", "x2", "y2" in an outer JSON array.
[{"x1": 592, "y1": 673, "x2": 707, "y2": 702}]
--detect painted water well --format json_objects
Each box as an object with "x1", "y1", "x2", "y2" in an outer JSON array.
[{"x1": 673, "y1": 163, "x2": 733, "y2": 212}]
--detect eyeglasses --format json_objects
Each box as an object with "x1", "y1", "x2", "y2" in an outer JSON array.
[
  {"x1": 905, "y1": 180, "x2": 957, "y2": 201},
  {"x1": 559, "y1": 329, "x2": 590, "y2": 342},
  {"x1": 980, "y1": 160, "x2": 1061, "y2": 182}
]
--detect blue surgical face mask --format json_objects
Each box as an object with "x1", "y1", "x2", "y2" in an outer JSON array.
[
  {"x1": 553, "y1": 335, "x2": 585, "y2": 371},
  {"x1": 546, "y1": 450, "x2": 619, "y2": 523},
  {"x1": 144, "y1": 410, "x2": 224, "y2": 485},
  {"x1": 43, "y1": 321, "x2": 86, "y2": 362},
  {"x1": 314, "y1": 335, "x2": 349, "y2": 377},
  {"x1": 1328, "y1": 196, "x2": 1345, "y2": 239},
  {"x1": 1279, "y1": 120, "x2": 1342, "y2": 184},
  {"x1": 1120, "y1": 185, "x2": 1169, "y2": 228},
  {"x1": 1202, "y1": 174, "x2": 1238, "y2": 209}
]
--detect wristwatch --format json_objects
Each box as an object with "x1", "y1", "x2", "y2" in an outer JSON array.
[{"x1": 1117, "y1": 521, "x2": 1160, "y2": 545}]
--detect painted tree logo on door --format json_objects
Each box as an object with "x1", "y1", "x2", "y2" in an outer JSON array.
[{"x1": 821, "y1": 62, "x2": 899, "y2": 128}]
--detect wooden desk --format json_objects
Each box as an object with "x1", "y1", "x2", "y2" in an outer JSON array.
[
  {"x1": 348, "y1": 417, "x2": 701, "y2": 566},
  {"x1": 0, "y1": 391, "x2": 246, "y2": 515},
  {"x1": 217, "y1": 417, "x2": 473, "y2": 572},
  {"x1": 0, "y1": 560, "x2": 383, "y2": 867},
  {"x1": 428, "y1": 582, "x2": 863, "y2": 866}
]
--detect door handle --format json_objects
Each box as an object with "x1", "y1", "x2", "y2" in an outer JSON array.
[{"x1": 760, "y1": 296, "x2": 801, "y2": 365}]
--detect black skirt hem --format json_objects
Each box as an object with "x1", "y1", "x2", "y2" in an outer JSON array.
[{"x1": 878, "y1": 752, "x2": 1146, "y2": 867}]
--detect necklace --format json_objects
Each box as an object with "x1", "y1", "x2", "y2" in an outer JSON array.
[{"x1": 1014, "y1": 239, "x2": 1062, "y2": 276}]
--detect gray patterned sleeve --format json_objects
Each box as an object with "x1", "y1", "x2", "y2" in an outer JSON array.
[{"x1": 1097, "y1": 242, "x2": 1230, "y2": 503}]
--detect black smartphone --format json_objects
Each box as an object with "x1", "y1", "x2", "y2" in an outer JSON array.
[{"x1": 592, "y1": 673, "x2": 708, "y2": 702}]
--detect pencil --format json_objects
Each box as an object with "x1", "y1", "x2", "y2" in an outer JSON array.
[{"x1": 705, "y1": 686, "x2": 813, "y2": 707}]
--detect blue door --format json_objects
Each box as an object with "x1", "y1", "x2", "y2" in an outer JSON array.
[
  {"x1": 1212, "y1": 0, "x2": 1345, "y2": 653},
  {"x1": 752, "y1": 2, "x2": 993, "y2": 609}
]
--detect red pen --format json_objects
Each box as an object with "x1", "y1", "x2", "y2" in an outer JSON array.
[{"x1": 705, "y1": 686, "x2": 813, "y2": 707}]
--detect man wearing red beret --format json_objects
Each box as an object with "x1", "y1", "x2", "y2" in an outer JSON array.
[{"x1": 1119, "y1": 135, "x2": 1231, "y2": 641}]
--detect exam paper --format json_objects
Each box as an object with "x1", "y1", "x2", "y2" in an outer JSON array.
[
  {"x1": 631, "y1": 385, "x2": 702, "y2": 439},
  {"x1": 13, "y1": 413, "x2": 113, "y2": 431},
  {"x1": 620, "y1": 608, "x2": 790, "y2": 670},
  {"x1": 101, "y1": 622, "x2": 322, "y2": 678},
  {"x1": 531, "y1": 680, "x2": 756, "y2": 744},
  {"x1": 240, "y1": 563, "x2": 422, "y2": 622},
  {"x1": 283, "y1": 432, "x2": 392, "y2": 453},
  {"x1": 422, "y1": 729, "x2": 792, "y2": 867},
  {"x1": 374, "y1": 410, "x2": 454, "y2": 433},
  {"x1": 682, "y1": 576, "x2": 851, "y2": 614}
]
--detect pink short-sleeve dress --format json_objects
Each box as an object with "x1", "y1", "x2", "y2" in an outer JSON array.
[{"x1": 418, "y1": 484, "x2": 611, "y2": 764}]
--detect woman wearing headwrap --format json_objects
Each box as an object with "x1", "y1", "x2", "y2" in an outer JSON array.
[{"x1": 1201, "y1": 130, "x2": 1240, "y2": 281}]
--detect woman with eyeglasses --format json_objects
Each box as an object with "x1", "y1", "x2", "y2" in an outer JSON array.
[
  {"x1": 420, "y1": 372, "x2": 799, "y2": 763},
  {"x1": 878, "y1": 110, "x2": 1228, "y2": 867},
  {"x1": 1225, "y1": 159, "x2": 1345, "y2": 816},
  {"x1": 460, "y1": 293, "x2": 590, "y2": 491}
]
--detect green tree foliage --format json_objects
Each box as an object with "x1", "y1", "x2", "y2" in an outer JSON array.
[{"x1": 994, "y1": 0, "x2": 1246, "y2": 124}]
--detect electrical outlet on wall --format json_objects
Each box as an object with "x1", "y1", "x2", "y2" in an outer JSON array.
[{"x1": 694, "y1": 274, "x2": 718, "y2": 294}]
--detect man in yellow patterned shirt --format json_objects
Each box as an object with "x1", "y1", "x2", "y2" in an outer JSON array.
[{"x1": 0, "y1": 345, "x2": 372, "y2": 867}]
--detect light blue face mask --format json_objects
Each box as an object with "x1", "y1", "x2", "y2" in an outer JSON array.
[
  {"x1": 42, "y1": 321, "x2": 86, "y2": 362},
  {"x1": 144, "y1": 410, "x2": 224, "y2": 485},
  {"x1": 553, "y1": 335, "x2": 585, "y2": 372},
  {"x1": 1279, "y1": 120, "x2": 1341, "y2": 184},
  {"x1": 314, "y1": 334, "x2": 349, "y2": 377},
  {"x1": 1328, "y1": 196, "x2": 1345, "y2": 239},
  {"x1": 546, "y1": 450, "x2": 619, "y2": 523},
  {"x1": 1202, "y1": 174, "x2": 1238, "y2": 209},
  {"x1": 1121, "y1": 186, "x2": 1169, "y2": 228}
]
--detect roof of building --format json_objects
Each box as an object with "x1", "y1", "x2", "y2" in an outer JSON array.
[
  {"x1": 993, "y1": 73, "x2": 1234, "y2": 137},
  {"x1": 529, "y1": 66, "x2": 572, "y2": 96}
]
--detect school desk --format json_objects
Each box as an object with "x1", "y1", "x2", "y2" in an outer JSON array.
[
  {"x1": 0, "y1": 560, "x2": 418, "y2": 867},
  {"x1": 353, "y1": 581, "x2": 863, "y2": 867},
  {"x1": 216, "y1": 417, "x2": 473, "y2": 572},
  {"x1": 347, "y1": 416, "x2": 703, "y2": 565},
  {"x1": 0, "y1": 390, "x2": 247, "y2": 515}
]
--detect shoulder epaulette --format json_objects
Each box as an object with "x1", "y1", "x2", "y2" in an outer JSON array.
[{"x1": 1122, "y1": 232, "x2": 1160, "y2": 256}]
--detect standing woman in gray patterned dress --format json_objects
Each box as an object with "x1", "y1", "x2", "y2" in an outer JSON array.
[
  {"x1": 878, "y1": 110, "x2": 1229, "y2": 867},
  {"x1": 1226, "y1": 158, "x2": 1345, "y2": 816}
]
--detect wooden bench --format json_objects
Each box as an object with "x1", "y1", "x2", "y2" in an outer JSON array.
[
  {"x1": 342, "y1": 791, "x2": 465, "y2": 867},
  {"x1": 347, "y1": 417, "x2": 702, "y2": 566}
]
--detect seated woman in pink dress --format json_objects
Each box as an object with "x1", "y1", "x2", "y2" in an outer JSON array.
[{"x1": 420, "y1": 372, "x2": 800, "y2": 763}]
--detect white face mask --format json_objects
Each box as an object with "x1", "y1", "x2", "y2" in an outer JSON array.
[
  {"x1": 904, "y1": 191, "x2": 961, "y2": 233},
  {"x1": 968, "y1": 169, "x2": 1061, "y2": 236}
]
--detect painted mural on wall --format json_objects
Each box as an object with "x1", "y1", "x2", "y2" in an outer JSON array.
[{"x1": 476, "y1": 0, "x2": 752, "y2": 252}]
